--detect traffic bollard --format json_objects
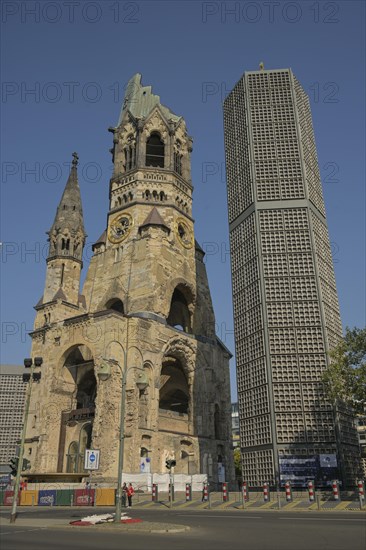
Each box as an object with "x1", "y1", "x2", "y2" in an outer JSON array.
[
  {"x1": 152, "y1": 483, "x2": 158, "y2": 502},
  {"x1": 307, "y1": 480, "x2": 315, "y2": 502},
  {"x1": 357, "y1": 480, "x2": 364, "y2": 509},
  {"x1": 185, "y1": 483, "x2": 192, "y2": 501},
  {"x1": 241, "y1": 481, "x2": 248, "y2": 509},
  {"x1": 285, "y1": 481, "x2": 292, "y2": 502},
  {"x1": 222, "y1": 482, "x2": 228, "y2": 502},
  {"x1": 332, "y1": 480, "x2": 340, "y2": 501},
  {"x1": 316, "y1": 490, "x2": 321, "y2": 511},
  {"x1": 263, "y1": 482, "x2": 270, "y2": 502}
]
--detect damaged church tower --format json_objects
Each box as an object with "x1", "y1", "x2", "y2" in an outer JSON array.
[{"x1": 25, "y1": 74, "x2": 233, "y2": 483}]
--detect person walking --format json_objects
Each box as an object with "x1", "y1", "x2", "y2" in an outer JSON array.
[
  {"x1": 122, "y1": 482, "x2": 128, "y2": 508},
  {"x1": 127, "y1": 483, "x2": 135, "y2": 508}
]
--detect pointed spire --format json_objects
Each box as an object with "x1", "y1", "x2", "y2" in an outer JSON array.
[{"x1": 47, "y1": 153, "x2": 86, "y2": 262}]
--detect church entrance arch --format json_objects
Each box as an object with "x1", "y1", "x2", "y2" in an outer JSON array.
[{"x1": 57, "y1": 344, "x2": 96, "y2": 473}]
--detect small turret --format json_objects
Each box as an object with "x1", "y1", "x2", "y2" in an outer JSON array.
[
  {"x1": 42, "y1": 153, "x2": 86, "y2": 305},
  {"x1": 47, "y1": 152, "x2": 86, "y2": 262}
]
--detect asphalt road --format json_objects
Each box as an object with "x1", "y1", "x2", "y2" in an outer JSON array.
[{"x1": 1, "y1": 507, "x2": 365, "y2": 550}]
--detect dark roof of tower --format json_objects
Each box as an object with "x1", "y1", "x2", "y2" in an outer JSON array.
[
  {"x1": 139, "y1": 207, "x2": 170, "y2": 232},
  {"x1": 93, "y1": 229, "x2": 107, "y2": 246},
  {"x1": 117, "y1": 73, "x2": 181, "y2": 126},
  {"x1": 53, "y1": 288, "x2": 67, "y2": 301},
  {"x1": 49, "y1": 153, "x2": 85, "y2": 236}
]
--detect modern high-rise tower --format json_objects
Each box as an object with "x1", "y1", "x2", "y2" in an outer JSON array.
[{"x1": 223, "y1": 68, "x2": 360, "y2": 487}]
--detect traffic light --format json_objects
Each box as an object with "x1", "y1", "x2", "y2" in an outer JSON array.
[
  {"x1": 9, "y1": 457, "x2": 31, "y2": 476},
  {"x1": 165, "y1": 459, "x2": 176, "y2": 470},
  {"x1": 9, "y1": 457, "x2": 19, "y2": 476}
]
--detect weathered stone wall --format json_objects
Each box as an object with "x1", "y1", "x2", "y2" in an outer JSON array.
[{"x1": 25, "y1": 83, "x2": 234, "y2": 485}]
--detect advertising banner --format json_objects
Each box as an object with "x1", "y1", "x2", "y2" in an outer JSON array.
[
  {"x1": 279, "y1": 454, "x2": 338, "y2": 487},
  {"x1": 38, "y1": 490, "x2": 56, "y2": 506}
]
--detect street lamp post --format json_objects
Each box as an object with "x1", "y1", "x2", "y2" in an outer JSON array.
[
  {"x1": 10, "y1": 357, "x2": 43, "y2": 523},
  {"x1": 99, "y1": 358, "x2": 148, "y2": 523}
]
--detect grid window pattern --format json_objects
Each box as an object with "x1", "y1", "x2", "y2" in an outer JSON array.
[
  {"x1": 269, "y1": 327, "x2": 297, "y2": 354},
  {"x1": 273, "y1": 383, "x2": 302, "y2": 411},
  {"x1": 242, "y1": 448, "x2": 274, "y2": 486},
  {"x1": 241, "y1": 414, "x2": 272, "y2": 447},
  {"x1": 302, "y1": 383, "x2": 332, "y2": 411},
  {"x1": 305, "y1": 412, "x2": 335, "y2": 442},
  {"x1": 224, "y1": 78, "x2": 254, "y2": 223},
  {"x1": 293, "y1": 302, "x2": 321, "y2": 325},
  {"x1": 271, "y1": 355, "x2": 300, "y2": 382},
  {"x1": 267, "y1": 302, "x2": 293, "y2": 327},
  {"x1": 237, "y1": 358, "x2": 267, "y2": 392},
  {"x1": 224, "y1": 69, "x2": 359, "y2": 486},
  {"x1": 276, "y1": 413, "x2": 306, "y2": 443},
  {"x1": 0, "y1": 373, "x2": 26, "y2": 463},
  {"x1": 298, "y1": 354, "x2": 327, "y2": 381},
  {"x1": 240, "y1": 386, "x2": 270, "y2": 418}
]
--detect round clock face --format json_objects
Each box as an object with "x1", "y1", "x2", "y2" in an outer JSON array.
[
  {"x1": 175, "y1": 218, "x2": 193, "y2": 249},
  {"x1": 108, "y1": 213, "x2": 133, "y2": 243}
]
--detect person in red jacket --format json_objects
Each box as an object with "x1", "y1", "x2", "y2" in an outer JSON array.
[{"x1": 127, "y1": 483, "x2": 135, "y2": 508}]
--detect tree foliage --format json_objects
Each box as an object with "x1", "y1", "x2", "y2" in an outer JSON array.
[
  {"x1": 322, "y1": 327, "x2": 366, "y2": 413},
  {"x1": 233, "y1": 447, "x2": 242, "y2": 478}
]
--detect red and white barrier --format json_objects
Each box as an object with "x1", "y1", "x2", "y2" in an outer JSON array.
[
  {"x1": 222, "y1": 482, "x2": 228, "y2": 502},
  {"x1": 357, "y1": 480, "x2": 364, "y2": 500},
  {"x1": 332, "y1": 480, "x2": 339, "y2": 501},
  {"x1": 285, "y1": 481, "x2": 292, "y2": 502},
  {"x1": 152, "y1": 483, "x2": 158, "y2": 502},
  {"x1": 203, "y1": 483, "x2": 208, "y2": 501},
  {"x1": 263, "y1": 482, "x2": 269, "y2": 502},
  {"x1": 185, "y1": 483, "x2": 191, "y2": 501},
  {"x1": 242, "y1": 481, "x2": 248, "y2": 502},
  {"x1": 307, "y1": 480, "x2": 315, "y2": 502}
]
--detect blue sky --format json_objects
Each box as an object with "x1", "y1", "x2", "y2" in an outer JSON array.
[{"x1": 1, "y1": 0, "x2": 365, "y2": 398}]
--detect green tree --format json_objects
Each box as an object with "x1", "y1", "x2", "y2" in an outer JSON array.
[
  {"x1": 322, "y1": 327, "x2": 366, "y2": 413},
  {"x1": 233, "y1": 447, "x2": 242, "y2": 478}
]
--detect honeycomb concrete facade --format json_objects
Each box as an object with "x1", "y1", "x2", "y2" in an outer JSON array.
[
  {"x1": 25, "y1": 74, "x2": 233, "y2": 484},
  {"x1": 0, "y1": 365, "x2": 26, "y2": 471},
  {"x1": 223, "y1": 68, "x2": 360, "y2": 487}
]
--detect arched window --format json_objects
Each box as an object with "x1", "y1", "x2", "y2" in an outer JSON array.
[
  {"x1": 167, "y1": 288, "x2": 192, "y2": 333},
  {"x1": 146, "y1": 133, "x2": 164, "y2": 168},
  {"x1": 174, "y1": 152, "x2": 182, "y2": 175},
  {"x1": 105, "y1": 298, "x2": 124, "y2": 313},
  {"x1": 66, "y1": 441, "x2": 79, "y2": 473},
  {"x1": 124, "y1": 136, "x2": 135, "y2": 172},
  {"x1": 159, "y1": 357, "x2": 189, "y2": 414},
  {"x1": 140, "y1": 447, "x2": 149, "y2": 458},
  {"x1": 62, "y1": 238, "x2": 70, "y2": 251}
]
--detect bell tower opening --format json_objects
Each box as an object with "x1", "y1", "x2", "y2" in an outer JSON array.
[
  {"x1": 159, "y1": 357, "x2": 189, "y2": 414},
  {"x1": 167, "y1": 288, "x2": 192, "y2": 333},
  {"x1": 146, "y1": 132, "x2": 165, "y2": 167}
]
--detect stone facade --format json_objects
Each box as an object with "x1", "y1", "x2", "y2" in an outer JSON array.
[{"x1": 25, "y1": 74, "x2": 233, "y2": 484}]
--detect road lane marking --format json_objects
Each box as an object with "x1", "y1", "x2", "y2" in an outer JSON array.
[
  {"x1": 177, "y1": 514, "x2": 263, "y2": 519},
  {"x1": 1, "y1": 527, "x2": 47, "y2": 536},
  {"x1": 278, "y1": 517, "x2": 365, "y2": 521}
]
